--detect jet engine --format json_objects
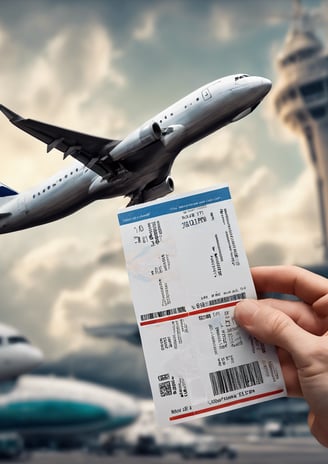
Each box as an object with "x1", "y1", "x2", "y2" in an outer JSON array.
[
  {"x1": 129, "y1": 177, "x2": 174, "y2": 205},
  {"x1": 110, "y1": 122, "x2": 162, "y2": 162},
  {"x1": 142, "y1": 177, "x2": 174, "y2": 202}
]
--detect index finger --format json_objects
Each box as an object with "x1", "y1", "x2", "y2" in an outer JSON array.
[{"x1": 251, "y1": 265, "x2": 328, "y2": 305}]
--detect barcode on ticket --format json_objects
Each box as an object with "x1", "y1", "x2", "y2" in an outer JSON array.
[
  {"x1": 194, "y1": 291, "x2": 246, "y2": 309},
  {"x1": 142, "y1": 292, "x2": 247, "y2": 323},
  {"x1": 209, "y1": 361, "x2": 264, "y2": 395},
  {"x1": 141, "y1": 306, "x2": 187, "y2": 322}
]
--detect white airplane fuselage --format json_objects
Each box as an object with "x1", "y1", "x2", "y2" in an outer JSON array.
[
  {"x1": 0, "y1": 375, "x2": 139, "y2": 441},
  {"x1": 0, "y1": 74, "x2": 271, "y2": 233},
  {"x1": 0, "y1": 323, "x2": 43, "y2": 380}
]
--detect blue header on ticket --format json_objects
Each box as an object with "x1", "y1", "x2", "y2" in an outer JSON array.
[{"x1": 118, "y1": 186, "x2": 231, "y2": 225}]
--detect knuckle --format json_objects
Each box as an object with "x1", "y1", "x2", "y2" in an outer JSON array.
[{"x1": 268, "y1": 311, "x2": 291, "y2": 337}]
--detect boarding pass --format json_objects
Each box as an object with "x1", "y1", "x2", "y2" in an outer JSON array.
[{"x1": 118, "y1": 185, "x2": 286, "y2": 426}]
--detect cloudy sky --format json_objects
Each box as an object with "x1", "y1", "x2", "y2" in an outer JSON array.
[{"x1": 0, "y1": 0, "x2": 326, "y2": 394}]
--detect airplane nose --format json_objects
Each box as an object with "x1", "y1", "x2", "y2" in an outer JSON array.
[
  {"x1": 121, "y1": 396, "x2": 140, "y2": 425},
  {"x1": 108, "y1": 391, "x2": 140, "y2": 428},
  {"x1": 261, "y1": 77, "x2": 272, "y2": 95}
]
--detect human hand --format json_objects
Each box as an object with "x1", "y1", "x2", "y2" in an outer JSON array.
[{"x1": 234, "y1": 265, "x2": 328, "y2": 447}]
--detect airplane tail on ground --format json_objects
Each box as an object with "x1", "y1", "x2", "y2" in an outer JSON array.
[{"x1": 0, "y1": 182, "x2": 18, "y2": 205}]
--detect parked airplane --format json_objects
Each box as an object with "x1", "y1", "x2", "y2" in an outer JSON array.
[
  {"x1": 0, "y1": 73, "x2": 271, "y2": 233},
  {"x1": 0, "y1": 323, "x2": 43, "y2": 380},
  {"x1": 0, "y1": 374, "x2": 139, "y2": 449},
  {"x1": 117, "y1": 399, "x2": 237, "y2": 459},
  {"x1": 84, "y1": 322, "x2": 141, "y2": 346}
]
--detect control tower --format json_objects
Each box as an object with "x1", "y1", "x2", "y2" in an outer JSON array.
[{"x1": 273, "y1": 1, "x2": 328, "y2": 261}]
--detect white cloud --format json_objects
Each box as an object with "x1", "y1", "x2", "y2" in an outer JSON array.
[
  {"x1": 234, "y1": 165, "x2": 275, "y2": 213},
  {"x1": 209, "y1": 4, "x2": 279, "y2": 43},
  {"x1": 5, "y1": 233, "x2": 130, "y2": 357},
  {"x1": 0, "y1": 19, "x2": 127, "y2": 189},
  {"x1": 175, "y1": 128, "x2": 322, "y2": 266},
  {"x1": 208, "y1": 2, "x2": 295, "y2": 44},
  {"x1": 239, "y1": 168, "x2": 322, "y2": 265},
  {"x1": 10, "y1": 238, "x2": 91, "y2": 289},
  {"x1": 172, "y1": 128, "x2": 257, "y2": 199},
  {"x1": 210, "y1": 6, "x2": 236, "y2": 42},
  {"x1": 133, "y1": 11, "x2": 157, "y2": 41},
  {"x1": 22, "y1": 21, "x2": 126, "y2": 123},
  {"x1": 48, "y1": 267, "x2": 131, "y2": 354},
  {"x1": 196, "y1": 130, "x2": 255, "y2": 170}
]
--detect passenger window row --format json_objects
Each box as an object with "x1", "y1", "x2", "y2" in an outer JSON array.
[
  {"x1": 159, "y1": 96, "x2": 202, "y2": 124},
  {"x1": 32, "y1": 167, "x2": 80, "y2": 199}
]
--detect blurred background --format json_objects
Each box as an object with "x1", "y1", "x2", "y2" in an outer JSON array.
[{"x1": 0, "y1": 0, "x2": 328, "y2": 461}]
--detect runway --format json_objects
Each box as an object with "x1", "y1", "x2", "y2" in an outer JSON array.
[{"x1": 2, "y1": 435, "x2": 327, "y2": 464}]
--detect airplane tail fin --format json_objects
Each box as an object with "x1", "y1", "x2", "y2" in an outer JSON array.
[{"x1": 0, "y1": 183, "x2": 18, "y2": 205}]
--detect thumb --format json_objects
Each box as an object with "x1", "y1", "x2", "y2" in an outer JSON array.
[{"x1": 234, "y1": 299, "x2": 315, "y2": 367}]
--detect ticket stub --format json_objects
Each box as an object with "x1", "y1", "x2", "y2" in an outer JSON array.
[{"x1": 118, "y1": 185, "x2": 286, "y2": 426}]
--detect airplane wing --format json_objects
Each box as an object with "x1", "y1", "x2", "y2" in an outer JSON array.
[
  {"x1": 0, "y1": 104, "x2": 121, "y2": 178},
  {"x1": 84, "y1": 322, "x2": 141, "y2": 346}
]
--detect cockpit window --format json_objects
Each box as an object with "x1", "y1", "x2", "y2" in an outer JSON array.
[
  {"x1": 235, "y1": 74, "x2": 249, "y2": 81},
  {"x1": 8, "y1": 336, "x2": 30, "y2": 345}
]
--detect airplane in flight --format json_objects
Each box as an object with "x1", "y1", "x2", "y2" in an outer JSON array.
[
  {"x1": 0, "y1": 323, "x2": 43, "y2": 380},
  {"x1": 0, "y1": 73, "x2": 271, "y2": 233}
]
